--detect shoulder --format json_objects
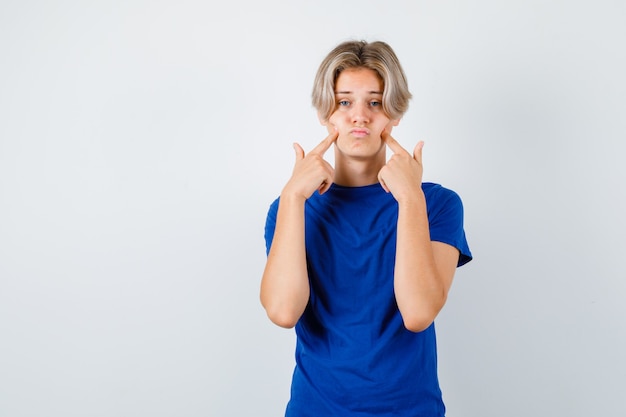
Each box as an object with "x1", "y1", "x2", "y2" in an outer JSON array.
[
  {"x1": 422, "y1": 182, "x2": 460, "y2": 197},
  {"x1": 421, "y1": 182, "x2": 463, "y2": 214}
]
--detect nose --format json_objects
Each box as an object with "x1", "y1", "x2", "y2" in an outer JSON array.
[{"x1": 351, "y1": 102, "x2": 370, "y2": 124}]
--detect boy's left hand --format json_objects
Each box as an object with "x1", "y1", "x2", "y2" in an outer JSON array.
[{"x1": 378, "y1": 130, "x2": 424, "y2": 202}]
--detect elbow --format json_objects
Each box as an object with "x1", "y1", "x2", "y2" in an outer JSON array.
[
  {"x1": 400, "y1": 299, "x2": 446, "y2": 333},
  {"x1": 260, "y1": 279, "x2": 309, "y2": 329},
  {"x1": 402, "y1": 316, "x2": 435, "y2": 333},
  {"x1": 402, "y1": 314, "x2": 435, "y2": 333},
  {"x1": 265, "y1": 309, "x2": 300, "y2": 329},
  {"x1": 261, "y1": 300, "x2": 302, "y2": 329}
]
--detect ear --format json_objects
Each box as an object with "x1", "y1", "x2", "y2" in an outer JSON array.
[{"x1": 384, "y1": 119, "x2": 401, "y2": 134}]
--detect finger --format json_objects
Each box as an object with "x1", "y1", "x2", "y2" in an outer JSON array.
[
  {"x1": 293, "y1": 142, "x2": 305, "y2": 161},
  {"x1": 318, "y1": 166, "x2": 335, "y2": 195},
  {"x1": 413, "y1": 141, "x2": 424, "y2": 164},
  {"x1": 318, "y1": 180, "x2": 332, "y2": 195},
  {"x1": 381, "y1": 130, "x2": 409, "y2": 155},
  {"x1": 310, "y1": 128, "x2": 339, "y2": 156}
]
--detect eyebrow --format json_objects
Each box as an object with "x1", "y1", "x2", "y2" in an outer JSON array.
[{"x1": 335, "y1": 90, "x2": 383, "y2": 95}]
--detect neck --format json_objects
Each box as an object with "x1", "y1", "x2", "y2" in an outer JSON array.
[{"x1": 333, "y1": 148, "x2": 387, "y2": 187}]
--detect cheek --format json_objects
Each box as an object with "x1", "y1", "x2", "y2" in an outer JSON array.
[
  {"x1": 373, "y1": 124, "x2": 390, "y2": 138},
  {"x1": 327, "y1": 112, "x2": 339, "y2": 125},
  {"x1": 325, "y1": 113, "x2": 343, "y2": 134}
]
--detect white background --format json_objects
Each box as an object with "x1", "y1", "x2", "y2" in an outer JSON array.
[{"x1": 1, "y1": 1, "x2": 625, "y2": 416}]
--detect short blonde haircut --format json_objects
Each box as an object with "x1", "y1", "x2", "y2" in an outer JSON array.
[{"x1": 312, "y1": 40, "x2": 412, "y2": 121}]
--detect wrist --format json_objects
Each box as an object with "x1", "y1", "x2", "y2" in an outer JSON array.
[
  {"x1": 395, "y1": 186, "x2": 426, "y2": 207},
  {"x1": 279, "y1": 188, "x2": 308, "y2": 205}
]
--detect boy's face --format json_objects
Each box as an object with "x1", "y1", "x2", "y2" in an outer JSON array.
[{"x1": 322, "y1": 67, "x2": 399, "y2": 161}]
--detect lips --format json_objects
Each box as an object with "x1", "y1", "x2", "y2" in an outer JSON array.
[{"x1": 350, "y1": 128, "x2": 370, "y2": 138}]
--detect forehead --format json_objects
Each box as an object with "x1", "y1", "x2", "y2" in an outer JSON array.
[{"x1": 335, "y1": 67, "x2": 383, "y2": 93}]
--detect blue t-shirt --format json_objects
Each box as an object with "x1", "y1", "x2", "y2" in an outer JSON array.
[{"x1": 264, "y1": 182, "x2": 472, "y2": 417}]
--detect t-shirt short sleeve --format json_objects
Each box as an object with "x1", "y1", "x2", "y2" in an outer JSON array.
[
  {"x1": 264, "y1": 198, "x2": 280, "y2": 255},
  {"x1": 423, "y1": 183, "x2": 472, "y2": 267}
]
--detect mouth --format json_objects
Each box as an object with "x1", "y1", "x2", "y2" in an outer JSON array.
[{"x1": 350, "y1": 128, "x2": 370, "y2": 138}]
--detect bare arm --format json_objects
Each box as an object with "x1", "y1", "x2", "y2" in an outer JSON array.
[
  {"x1": 378, "y1": 132, "x2": 460, "y2": 332},
  {"x1": 260, "y1": 130, "x2": 338, "y2": 328}
]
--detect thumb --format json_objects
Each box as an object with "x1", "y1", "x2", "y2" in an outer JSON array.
[
  {"x1": 413, "y1": 141, "x2": 424, "y2": 164},
  {"x1": 293, "y1": 142, "x2": 305, "y2": 160}
]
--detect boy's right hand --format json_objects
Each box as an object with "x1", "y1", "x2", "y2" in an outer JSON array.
[{"x1": 282, "y1": 129, "x2": 338, "y2": 200}]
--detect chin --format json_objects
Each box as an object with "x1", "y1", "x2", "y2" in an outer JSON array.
[{"x1": 337, "y1": 138, "x2": 384, "y2": 159}]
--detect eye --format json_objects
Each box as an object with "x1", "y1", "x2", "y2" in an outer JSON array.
[
  {"x1": 338, "y1": 100, "x2": 350, "y2": 106},
  {"x1": 370, "y1": 100, "x2": 381, "y2": 107}
]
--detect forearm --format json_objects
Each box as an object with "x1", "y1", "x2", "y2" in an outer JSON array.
[
  {"x1": 394, "y1": 192, "x2": 446, "y2": 332},
  {"x1": 260, "y1": 193, "x2": 310, "y2": 328}
]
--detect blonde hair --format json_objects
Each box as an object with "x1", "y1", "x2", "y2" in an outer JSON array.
[{"x1": 312, "y1": 40, "x2": 412, "y2": 121}]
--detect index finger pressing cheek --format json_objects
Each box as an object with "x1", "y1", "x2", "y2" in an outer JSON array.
[
  {"x1": 382, "y1": 130, "x2": 409, "y2": 156},
  {"x1": 310, "y1": 128, "x2": 339, "y2": 156}
]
